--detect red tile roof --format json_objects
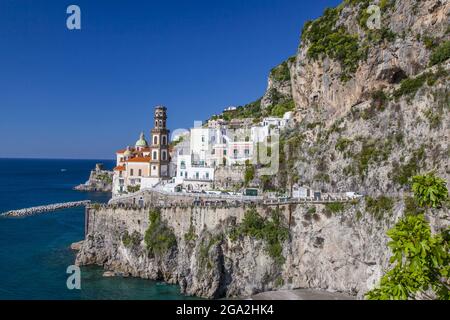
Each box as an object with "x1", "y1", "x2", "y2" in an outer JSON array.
[
  {"x1": 126, "y1": 157, "x2": 151, "y2": 163},
  {"x1": 114, "y1": 166, "x2": 125, "y2": 171}
]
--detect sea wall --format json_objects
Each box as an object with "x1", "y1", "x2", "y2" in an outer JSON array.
[
  {"x1": 1, "y1": 201, "x2": 91, "y2": 217},
  {"x1": 74, "y1": 199, "x2": 447, "y2": 299}
]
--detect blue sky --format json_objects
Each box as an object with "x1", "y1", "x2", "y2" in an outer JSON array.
[{"x1": 0, "y1": 0, "x2": 341, "y2": 159}]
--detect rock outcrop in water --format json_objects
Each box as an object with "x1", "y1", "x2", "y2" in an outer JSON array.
[{"x1": 74, "y1": 163, "x2": 113, "y2": 193}]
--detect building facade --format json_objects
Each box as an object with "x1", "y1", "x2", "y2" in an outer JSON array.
[{"x1": 112, "y1": 106, "x2": 171, "y2": 196}]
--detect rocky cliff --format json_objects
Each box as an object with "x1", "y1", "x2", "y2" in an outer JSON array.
[{"x1": 265, "y1": 0, "x2": 450, "y2": 197}]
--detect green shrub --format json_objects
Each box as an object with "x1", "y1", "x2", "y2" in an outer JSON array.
[
  {"x1": 269, "y1": 99, "x2": 295, "y2": 118},
  {"x1": 324, "y1": 202, "x2": 345, "y2": 215},
  {"x1": 184, "y1": 225, "x2": 197, "y2": 242},
  {"x1": 429, "y1": 40, "x2": 450, "y2": 66},
  {"x1": 403, "y1": 196, "x2": 424, "y2": 216},
  {"x1": 144, "y1": 209, "x2": 177, "y2": 257},
  {"x1": 423, "y1": 108, "x2": 442, "y2": 129},
  {"x1": 353, "y1": 140, "x2": 392, "y2": 178},
  {"x1": 365, "y1": 196, "x2": 394, "y2": 220},
  {"x1": 270, "y1": 61, "x2": 291, "y2": 82},
  {"x1": 199, "y1": 234, "x2": 223, "y2": 270},
  {"x1": 335, "y1": 138, "x2": 353, "y2": 152},
  {"x1": 127, "y1": 185, "x2": 141, "y2": 193},
  {"x1": 122, "y1": 230, "x2": 142, "y2": 248},
  {"x1": 307, "y1": 207, "x2": 317, "y2": 215},
  {"x1": 244, "y1": 165, "x2": 255, "y2": 186},
  {"x1": 366, "y1": 215, "x2": 449, "y2": 300},
  {"x1": 392, "y1": 146, "x2": 426, "y2": 187},
  {"x1": 412, "y1": 173, "x2": 449, "y2": 208},
  {"x1": 393, "y1": 74, "x2": 428, "y2": 99},
  {"x1": 231, "y1": 208, "x2": 289, "y2": 265}
]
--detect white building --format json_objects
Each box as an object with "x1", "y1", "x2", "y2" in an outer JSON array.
[{"x1": 171, "y1": 111, "x2": 292, "y2": 191}]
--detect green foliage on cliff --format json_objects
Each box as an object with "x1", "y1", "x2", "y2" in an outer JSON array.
[
  {"x1": 267, "y1": 99, "x2": 295, "y2": 118},
  {"x1": 301, "y1": 6, "x2": 364, "y2": 81},
  {"x1": 184, "y1": 224, "x2": 197, "y2": 243},
  {"x1": 229, "y1": 208, "x2": 289, "y2": 265},
  {"x1": 199, "y1": 233, "x2": 223, "y2": 271},
  {"x1": 244, "y1": 164, "x2": 255, "y2": 186},
  {"x1": 270, "y1": 61, "x2": 291, "y2": 82},
  {"x1": 412, "y1": 173, "x2": 449, "y2": 208},
  {"x1": 345, "y1": 139, "x2": 393, "y2": 178},
  {"x1": 365, "y1": 196, "x2": 394, "y2": 221},
  {"x1": 122, "y1": 230, "x2": 141, "y2": 248},
  {"x1": 144, "y1": 209, "x2": 177, "y2": 257},
  {"x1": 366, "y1": 215, "x2": 450, "y2": 300},
  {"x1": 429, "y1": 41, "x2": 450, "y2": 67},
  {"x1": 393, "y1": 68, "x2": 449, "y2": 100},
  {"x1": 324, "y1": 202, "x2": 346, "y2": 215},
  {"x1": 335, "y1": 138, "x2": 353, "y2": 153},
  {"x1": 392, "y1": 146, "x2": 426, "y2": 187}
]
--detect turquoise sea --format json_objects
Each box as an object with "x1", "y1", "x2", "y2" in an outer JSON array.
[{"x1": 0, "y1": 159, "x2": 192, "y2": 300}]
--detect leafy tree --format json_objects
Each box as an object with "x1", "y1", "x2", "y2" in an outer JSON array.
[
  {"x1": 366, "y1": 174, "x2": 449, "y2": 300},
  {"x1": 366, "y1": 215, "x2": 449, "y2": 300},
  {"x1": 412, "y1": 173, "x2": 449, "y2": 208}
]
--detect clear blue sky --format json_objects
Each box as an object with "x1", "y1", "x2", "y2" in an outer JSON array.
[{"x1": 0, "y1": 0, "x2": 341, "y2": 159}]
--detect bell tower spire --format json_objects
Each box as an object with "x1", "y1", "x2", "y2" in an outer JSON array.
[{"x1": 150, "y1": 105, "x2": 170, "y2": 179}]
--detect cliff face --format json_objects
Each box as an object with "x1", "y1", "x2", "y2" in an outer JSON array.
[
  {"x1": 269, "y1": 0, "x2": 450, "y2": 196},
  {"x1": 76, "y1": 201, "x2": 411, "y2": 299}
]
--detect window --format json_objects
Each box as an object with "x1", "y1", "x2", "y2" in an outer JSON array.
[
  {"x1": 201, "y1": 136, "x2": 205, "y2": 142},
  {"x1": 153, "y1": 151, "x2": 157, "y2": 160},
  {"x1": 196, "y1": 172, "x2": 199, "y2": 179},
  {"x1": 154, "y1": 136, "x2": 158, "y2": 145},
  {"x1": 159, "y1": 120, "x2": 162, "y2": 127},
  {"x1": 180, "y1": 171, "x2": 183, "y2": 177},
  {"x1": 212, "y1": 149, "x2": 215, "y2": 155},
  {"x1": 155, "y1": 120, "x2": 158, "y2": 127},
  {"x1": 223, "y1": 150, "x2": 227, "y2": 156},
  {"x1": 138, "y1": 169, "x2": 142, "y2": 176},
  {"x1": 162, "y1": 136, "x2": 167, "y2": 145},
  {"x1": 245, "y1": 149, "x2": 250, "y2": 156},
  {"x1": 181, "y1": 161, "x2": 186, "y2": 169},
  {"x1": 130, "y1": 169, "x2": 134, "y2": 176},
  {"x1": 245, "y1": 136, "x2": 250, "y2": 142},
  {"x1": 162, "y1": 151, "x2": 167, "y2": 161},
  {"x1": 206, "y1": 172, "x2": 209, "y2": 179}
]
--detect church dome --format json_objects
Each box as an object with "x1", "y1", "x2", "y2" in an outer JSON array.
[{"x1": 135, "y1": 132, "x2": 148, "y2": 148}]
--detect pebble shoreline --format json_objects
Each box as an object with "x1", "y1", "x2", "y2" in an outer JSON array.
[{"x1": 1, "y1": 201, "x2": 91, "y2": 217}]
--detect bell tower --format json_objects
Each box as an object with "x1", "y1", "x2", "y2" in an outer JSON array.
[{"x1": 150, "y1": 105, "x2": 170, "y2": 179}]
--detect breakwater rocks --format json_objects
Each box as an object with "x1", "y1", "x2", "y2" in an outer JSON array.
[{"x1": 1, "y1": 201, "x2": 91, "y2": 217}]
